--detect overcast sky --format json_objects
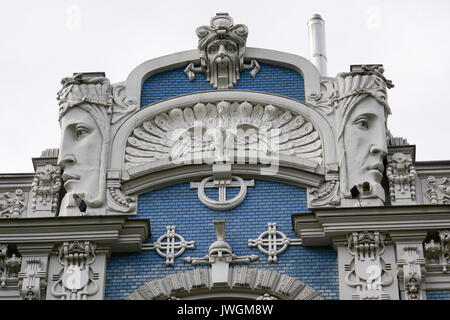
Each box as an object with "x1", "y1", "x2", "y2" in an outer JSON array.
[{"x1": 1, "y1": 0, "x2": 449, "y2": 173}]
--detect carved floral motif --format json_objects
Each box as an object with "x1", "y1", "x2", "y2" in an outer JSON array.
[
  {"x1": 0, "y1": 245, "x2": 21, "y2": 288},
  {"x1": 0, "y1": 189, "x2": 25, "y2": 218},
  {"x1": 386, "y1": 152, "x2": 416, "y2": 203},
  {"x1": 31, "y1": 164, "x2": 62, "y2": 212},
  {"x1": 424, "y1": 230, "x2": 450, "y2": 272},
  {"x1": 425, "y1": 176, "x2": 450, "y2": 204}
]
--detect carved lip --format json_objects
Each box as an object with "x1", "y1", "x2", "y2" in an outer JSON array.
[
  {"x1": 367, "y1": 163, "x2": 384, "y2": 175},
  {"x1": 62, "y1": 173, "x2": 80, "y2": 187}
]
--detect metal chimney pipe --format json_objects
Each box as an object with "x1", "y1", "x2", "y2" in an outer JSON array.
[{"x1": 307, "y1": 14, "x2": 327, "y2": 77}]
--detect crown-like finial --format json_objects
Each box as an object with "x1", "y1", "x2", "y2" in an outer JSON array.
[{"x1": 56, "y1": 73, "x2": 113, "y2": 119}]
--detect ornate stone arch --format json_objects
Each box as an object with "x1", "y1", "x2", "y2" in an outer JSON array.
[
  {"x1": 109, "y1": 91, "x2": 335, "y2": 195},
  {"x1": 127, "y1": 266, "x2": 322, "y2": 300}
]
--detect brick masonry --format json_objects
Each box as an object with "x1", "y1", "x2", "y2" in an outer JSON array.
[
  {"x1": 104, "y1": 63, "x2": 338, "y2": 300},
  {"x1": 105, "y1": 180, "x2": 339, "y2": 300},
  {"x1": 426, "y1": 290, "x2": 450, "y2": 300},
  {"x1": 140, "y1": 63, "x2": 306, "y2": 106}
]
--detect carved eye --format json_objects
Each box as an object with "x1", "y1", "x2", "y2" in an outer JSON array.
[
  {"x1": 226, "y1": 44, "x2": 235, "y2": 52},
  {"x1": 75, "y1": 126, "x2": 89, "y2": 139},
  {"x1": 354, "y1": 117, "x2": 369, "y2": 130},
  {"x1": 208, "y1": 45, "x2": 219, "y2": 54}
]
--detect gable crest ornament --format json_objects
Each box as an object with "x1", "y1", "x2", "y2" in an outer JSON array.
[{"x1": 184, "y1": 13, "x2": 260, "y2": 89}]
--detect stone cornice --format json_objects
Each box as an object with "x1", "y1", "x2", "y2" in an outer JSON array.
[
  {"x1": 293, "y1": 205, "x2": 450, "y2": 246},
  {"x1": 0, "y1": 173, "x2": 34, "y2": 192},
  {"x1": 0, "y1": 216, "x2": 150, "y2": 254}
]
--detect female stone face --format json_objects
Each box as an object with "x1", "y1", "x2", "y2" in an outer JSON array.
[
  {"x1": 58, "y1": 106, "x2": 103, "y2": 202},
  {"x1": 343, "y1": 96, "x2": 388, "y2": 194}
]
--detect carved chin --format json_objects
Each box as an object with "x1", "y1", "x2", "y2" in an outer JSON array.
[{"x1": 212, "y1": 57, "x2": 234, "y2": 89}]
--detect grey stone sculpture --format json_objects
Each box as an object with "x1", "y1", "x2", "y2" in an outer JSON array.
[
  {"x1": 57, "y1": 73, "x2": 137, "y2": 216},
  {"x1": 184, "y1": 13, "x2": 260, "y2": 89},
  {"x1": 333, "y1": 65, "x2": 394, "y2": 206}
]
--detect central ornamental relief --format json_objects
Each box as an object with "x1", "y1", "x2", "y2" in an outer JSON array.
[{"x1": 124, "y1": 100, "x2": 323, "y2": 169}]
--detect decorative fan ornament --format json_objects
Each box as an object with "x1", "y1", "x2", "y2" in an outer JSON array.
[{"x1": 125, "y1": 101, "x2": 322, "y2": 169}]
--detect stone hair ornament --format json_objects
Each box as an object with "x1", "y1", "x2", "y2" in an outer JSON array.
[{"x1": 57, "y1": 73, "x2": 113, "y2": 120}]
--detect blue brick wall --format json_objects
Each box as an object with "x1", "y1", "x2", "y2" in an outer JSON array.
[
  {"x1": 140, "y1": 63, "x2": 305, "y2": 106},
  {"x1": 105, "y1": 180, "x2": 339, "y2": 300},
  {"x1": 427, "y1": 290, "x2": 450, "y2": 300}
]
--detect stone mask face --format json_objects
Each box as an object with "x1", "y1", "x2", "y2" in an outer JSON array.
[
  {"x1": 343, "y1": 96, "x2": 388, "y2": 195},
  {"x1": 58, "y1": 106, "x2": 103, "y2": 212},
  {"x1": 206, "y1": 39, "x2": 239, "y2": 89}
]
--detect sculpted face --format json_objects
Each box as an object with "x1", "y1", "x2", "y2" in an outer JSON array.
[
  {"x1": 207, "y1": 39, "x2": 238, "y2": 89},
  {"x1": 58, "y1": 106, "x2": 103, "y2": 203},
  {"x1": 343, "y1": 96, "x2": 388, "y2": 194}
]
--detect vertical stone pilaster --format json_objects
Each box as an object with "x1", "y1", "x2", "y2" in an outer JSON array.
[
  {"x1": 16, "y1": 243, "x2": 53, "y2": 300},
  {"x1": 386, "y1": 145, "x2": 417, "y2": 206},
  {"x1": 391, "y1": 231, "x2": 427, "y2": 300},
  {"x1": 30, "y1": 149, "x2": 62, "y2": 217}
]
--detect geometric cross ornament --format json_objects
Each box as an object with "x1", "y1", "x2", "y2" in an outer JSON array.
[
  {"x1": 190, "y1": 176, "x2": 254, "y2": 211},
  {"x1": 143, "y1": 226, "x2": 195, "y2": 266},
  {"x1": 248, "y1": 222, "x2": 302, "y2": 263},
  {"x1": 190, "y1": 164, "x2": 255, "y2": 211}
]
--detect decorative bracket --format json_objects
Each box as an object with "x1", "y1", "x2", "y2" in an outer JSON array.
[
  {"x1": 248, "y1": 222, "x2": 302, "y2": 263},
  {"x1": 142, "y1": 226, "x2": 195, "y2": 266},
  {"x1": 18, "y1": 257, "x2": 47, "y2": 300},
  {"x1": 396, "y1": 244, "x2": 426, "y2": 300}
]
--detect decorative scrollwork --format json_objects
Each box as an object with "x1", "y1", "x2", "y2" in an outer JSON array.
[{"x1": 0, "y1": 189, "x2": 26, "y2": 218}]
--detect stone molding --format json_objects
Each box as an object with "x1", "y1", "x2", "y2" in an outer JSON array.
[
  {"x1": 127, "y1": 266, "x2": 322, "y2": 300},
  {"x1": 293, "y1": 205, "x2": 450, "y2": 246},
  {"x1": 124, "y1": 48, "x2": 321, "y2": 108},
  {"x1": 110, "y1": 90, "x2": 334, "y2": 200},
  {"x1": 0, "y1": 216, "x2": 149, "y2": 254}
]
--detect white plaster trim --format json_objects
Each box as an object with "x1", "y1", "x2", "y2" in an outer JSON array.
[
  {"x1": 124, "y1": 48, "x2": 320, "y2": 107},
  {"x1": 127, "y1": 266, "x2": 322, "y2": 300},
  {"x1": 110, "y1": 91, "x2": 335, "y2": 179}
]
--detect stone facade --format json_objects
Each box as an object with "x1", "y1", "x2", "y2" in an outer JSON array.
[{"x1": 1, "y1": 13, "x2": 450, "y2": 300}]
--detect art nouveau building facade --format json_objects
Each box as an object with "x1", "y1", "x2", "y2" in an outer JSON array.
[{"x1": 1, "y1": 13, "x2": 450, "y2": 300}]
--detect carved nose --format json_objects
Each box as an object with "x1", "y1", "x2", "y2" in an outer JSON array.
[
  {"x1": 370, "y1": 145, "x2": 387, "y2": 158},
  {"x1": 58, "y1": 154, "x2": 76, "y2": 169},
  {"x1": 219, "y1": 44, "x2": 226, "y2": 57}
]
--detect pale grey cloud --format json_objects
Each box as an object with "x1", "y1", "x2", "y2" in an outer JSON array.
[{"x1": 0, "y1": 0, "x2": 449, "y2": 172}]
